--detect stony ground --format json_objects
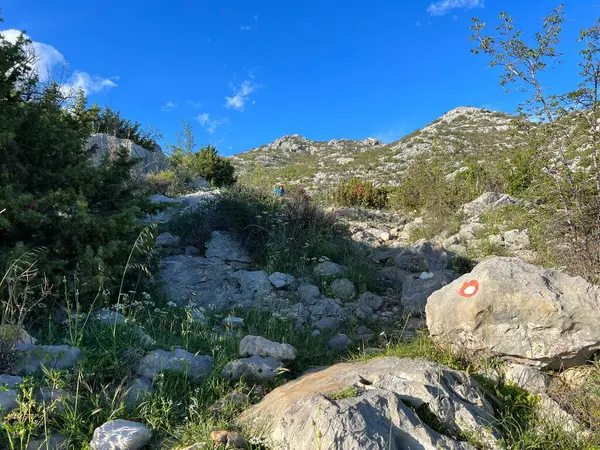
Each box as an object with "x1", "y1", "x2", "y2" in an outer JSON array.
[{"x1": 1, "y1": 187, "x2": 599, "y2": 449}]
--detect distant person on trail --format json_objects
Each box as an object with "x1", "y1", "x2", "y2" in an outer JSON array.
[{"x1": 274, "y1": 185, "x2": 286, "y2": 197}]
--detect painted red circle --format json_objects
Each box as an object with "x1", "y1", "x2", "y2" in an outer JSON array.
[{"x1": 458, "y1": 280, "x2": 479, "y2": 298}]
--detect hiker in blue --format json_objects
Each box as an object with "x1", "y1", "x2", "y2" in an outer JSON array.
[{"x1": 274, "y1": 185, "x2": 286, "y2": 197}]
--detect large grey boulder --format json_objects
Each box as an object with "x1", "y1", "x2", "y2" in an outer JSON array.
[
  {"x1": 461, "y1": 192, "x2": 517, "y2": 220},
  {"x1": 239, "y1": 335, "x2": 297, "y2": 361},
  {"x1": 88, "y1": 133, "x2": 166, "y2": 174},
  {"x1": 13, "y1": 344, "x2": 81, "y2": 374},
  {"x1": 426, "y1": 257, "x2": 600, "y2": 369},
  {"x1": 135, "y1": 349, "x2": 213, "y2": 380},
  {"x1": 238, "y1": 357, "x2": 499, "y2": 450},
  {"x1": 90, "y1": 419, "x2": 152, "y2": 450},
  {"x1": 205, "y1": 231, "x2": 251, "y2": 265},
  {"x1": 222, "y1": 355, "x2": 283, "y2": 382}
]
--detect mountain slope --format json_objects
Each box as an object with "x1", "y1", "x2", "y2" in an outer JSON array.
[{"x1": 232, "y1": 107, "x2": 524, "y2": 194}]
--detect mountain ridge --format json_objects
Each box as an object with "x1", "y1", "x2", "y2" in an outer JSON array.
[{"x1": 232, "y1": 106, "x2": 522, "y2": 193}]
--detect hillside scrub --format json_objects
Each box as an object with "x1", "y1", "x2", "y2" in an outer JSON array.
[
  {"x1": 0, "y1": 28, "x2": 159, "y2": 306},
  {"x1": 169, "y1": 185, "x2": 380, "y2": 292},
  {"x1": 333, "y1": 178, "x2": 389, "y2": 209}
]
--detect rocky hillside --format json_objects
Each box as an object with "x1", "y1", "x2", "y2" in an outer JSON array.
[{"x1": 232, "y1": 107, "x2": 522, "y2": 193}]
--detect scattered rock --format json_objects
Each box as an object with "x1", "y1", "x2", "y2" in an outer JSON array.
[
  {"x1": 123, "y1": 378, "x2": 154, "y2": 410},
  {"x1": 297, "y1": 283, "x2": 320, "y2": 302},
  {"x1": 427, "y1": 257, "x2": 600, "y2": 369},
  {"x1": 394, "y1": 252, "x2": 428, "y2": 273},
  {"x1": 35, "y1": 387, "x2": 70, "y2": 415},
  {"x1": 355, "y1": 325, "x2": 375, "y2": 342},
  {"x1": 327, "y1": 334, "x2": 352, "y2": 351},
  {"x1": 307, "y1": 297, "x2": 343, "y2": 330},
  {"x1": 0, "y1": 374, "x2": 22, "y2": 388},
  {"x1": 371, "y1": 251, "x2": 391, "y2": 263},
  {"x1": 26, "y1": 434, "x2": 68, "y2": 450},
  {"x1": 132, "y1": 326, "x2": 155, "y2": 347},
  {"x1": 234, "y1": 270, "x2": 274, "y2": 301},
  {"x1": 156, "y1": 232, "x2": 181, "y2": 248},
  {"x1": 0, "y1": 389, "x2": 18, "y2": 417},
  {"x1": 210, "y1": 430, "x2": 247, "y2": 449},
  {"x1": 268, "y1": 272, "x2": 296, "y2": 288},
  {"x1": 409, "y1": 241, "x2": 449, "y2": 271},
  {"x1": 330, "y1": 278, "x2": 356, "y2": 301},
  {"x1": 502, "y1": 362, "x2": 584, "y2": 434},
  {"x1": 13, "y1": 344, "x2": 82, "y2": 374},
  {"x1": 209, "y1": 391, "x2": 249, "y2": 412},
  {"x1": 205, "y1": 231, "x2": 251, "y2": 265},
  {"x1": 239, "y1": 335, "x2": 297, "y2": 361},
  {"x1": 223, "y1": 316, "x2": 244, "y2": 328},
  {"x1": 401, "y1": 271, "x2": 454, "y2": 316},
  {"x1": 357, "y1": 292, "x2": 383, "y2": 311},
  {"x1": 187, "y1": 309, "x2": 208, "y2": 325},
  {"x1": 222, "y1": 355, "x2": 283, "y2": 382},
  {"x1": 159, "y1": 254, "x2": 245, "y2": 308},
  {"x1": 461, "y1": 192, "x2": 518, "y2": 220},
  {"x1": 314, "y1": 261, "x2": 347, "y2": 278},
  {"x1": 90, "y1": 419, "x2": 152, "y2": 450},
  {"x1": 185, "y1": 246, "x2": 200, "y2": 256},
  {"x1": 95, "y1": 309, "x2": 126, "y2": 325},
  {"x1": 238, "y1": 357, "x2": 499, "y2": 450},
  {"x1": 0, "y1": 324, "x2": 37, "y2": 345},
  {"x1": 135, "y1": 349, "x2": 213, "y2": 380}
]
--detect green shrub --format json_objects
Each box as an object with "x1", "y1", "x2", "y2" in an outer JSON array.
[
  {"x1": 333, "y1": 178, "x2": 389, "y2": 209},
  {"x1": 166, "y1": 121, "x2": 237, "y2": 193},
  {"x1": 0, "y1": 30, "x2": 158, "y2": 304},
  {"x1": 145, "y1": 170, "x2": 177, "y2": 195}
]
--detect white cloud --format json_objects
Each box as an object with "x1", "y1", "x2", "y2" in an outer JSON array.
[
  {"x1": 196, "y1": 113, "x2": 228, "y2": 134},
  {"x1": 187, "y1": 100, "x2": 203, "y2": 108},
  {"x1": 0, "y1": 29, "x2": 116, "y2": 95},
  {"x1": 416, "y1": 20, "x2": 423, "y2": 27},
  {"x1": 427, "y1": 0, "x2": 483, "y2": 16},
  {"x1": 240, "y1": 25, "x2": 252, "y2": 31},
  {"x1": 161, "y1": 101, "x2": 178, "y2": 112},
  {"x1": 225, "y1": 79, "x2": 259, "y2": 111},
  {"x1": 70, "y1": 71, "x2": 117, "y2": 94}
]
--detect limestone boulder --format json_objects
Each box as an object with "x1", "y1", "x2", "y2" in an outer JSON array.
[
  {"x1": 426, "y1": 257, "x2": 600, "y2": 369},
  {"x1": 238, "y1": 357, "x2": 499, "y2": 450}
]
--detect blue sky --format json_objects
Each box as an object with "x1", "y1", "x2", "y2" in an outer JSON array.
[{"x1": 1, "y1": 1, "x2": 598, "y2": 155}]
